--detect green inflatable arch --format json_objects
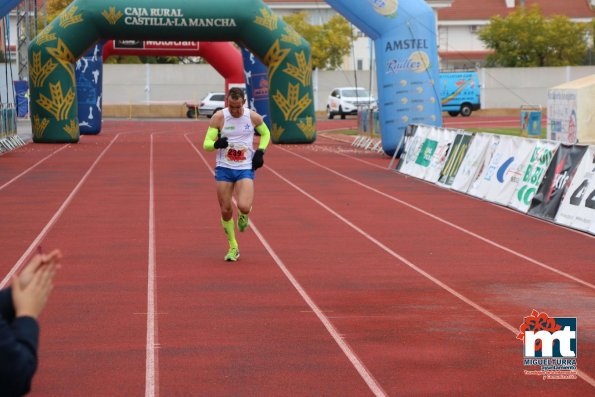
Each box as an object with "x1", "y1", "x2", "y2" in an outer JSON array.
[{"x1": 28, "y1": 0, "x2": 316, "y2": 144}]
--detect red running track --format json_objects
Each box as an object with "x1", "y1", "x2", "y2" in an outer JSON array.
[{"x1": 0, "y1": 120, "x2": 593, "y2": 396}]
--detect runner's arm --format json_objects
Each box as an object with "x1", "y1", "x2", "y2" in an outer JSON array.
[
  {"x1": 203, "y1": 127, "x2": 220, "y2": 151},
  {"x1": 255, "y1": 123, "x2": 270, "y2": 151}
]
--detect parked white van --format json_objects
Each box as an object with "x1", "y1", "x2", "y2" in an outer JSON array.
[{"x1": 326, "y1": 87, "x2": 377, "y2": 119}]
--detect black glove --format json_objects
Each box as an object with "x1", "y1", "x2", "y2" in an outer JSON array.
[
  {"x1": 214, "y1": 136, "x2": 228, "y2": 149},
  {"x1": 252, "y1": 149, "x2": 265, "y2": 170}
]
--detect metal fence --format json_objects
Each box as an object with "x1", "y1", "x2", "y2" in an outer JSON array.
[
  {"x1": 357, "y1": 107, "x2": 380, "y2": 135},
  {"x1": 0, "y1": 104, "x2": 25, "y2": 152}
]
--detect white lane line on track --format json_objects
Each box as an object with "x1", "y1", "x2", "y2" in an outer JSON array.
[
  {"x1": 0, "y1": 134, "x2": 121, "y2": 289},
  {"x1": 248, "y1": 221, "x2": 387, "y2": 397},
  {"x1": 183, "y1": 134, "x2": 387, "y2": 397},
  {"x1": 146, "y1": 134, "x2": 158, "y2": 397},
  {"x1": 263, "y1": 162, "x2": 595, "y2": 389},
  {"x1": 278, "y1": 144, "x2": 595, "y2": 290},
  {"x1": 0, "y1": 145, "x2": 71, "y2": 192}
]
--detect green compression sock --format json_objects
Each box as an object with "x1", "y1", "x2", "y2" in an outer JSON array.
[
  {"x1": 238, "y1": 211, "x2": 250, "y2": 232},
  {"x1": 221, "y1": 217, "x2": 238, "y2": 249}
]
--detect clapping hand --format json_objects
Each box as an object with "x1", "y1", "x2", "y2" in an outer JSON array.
[{"x1": 12, "y1": 249, "x2": 62, "y2": 319}]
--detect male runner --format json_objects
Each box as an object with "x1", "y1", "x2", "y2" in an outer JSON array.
[{"x1": 203, "y1": 87, "x2": 271, "y2": 261}]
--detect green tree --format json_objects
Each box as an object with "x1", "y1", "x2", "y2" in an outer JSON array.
[
  {"x1": 479, "y1": 5, "x2": 588, "y2": 67},
  {"x1": 139, "y1": 56, "x2": 179, "y2": 64},
  {"x1": 46, "y1": 0, "x2": 74, "y2": 23},
  {"x1": 283, "y1": 12, "x2": 353, "y2": 70},
  {"x1": 37, "y1": 0, "x2": 83, "y2": 35},
  {"x1": 585, "y1": 18, "x2": 595, "y2": 65},
  {"x1": 104, "y1": 56, "x2": 143, "y2": 65}
]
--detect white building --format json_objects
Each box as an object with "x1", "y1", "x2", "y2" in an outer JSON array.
[{"x1": 437, "y1": 0, "x2": 595, "y2": 70}]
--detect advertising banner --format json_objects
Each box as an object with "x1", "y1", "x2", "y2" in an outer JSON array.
[
  {"x1": 487, "y1": 138, "x2": 536, "y2": 206},
  {"x1": 547, "y1": 90, "x2": 577, "y2": 144},
  {"x1": 451, "y1": 133, "x2": 495, "y2": 193},
  {"x1": 394, "y1": 124, "x2": 418, "y2": 164},
  {"x1": 397, "y1": 124, "x2": 430, "y2": 176},
  {"x1": 75, "y1": 44, "x2": 103, "y2": 134},
  {"x1": 468, "y1": 135, "x2": 518, "y2": 201},
  {"x1": 13, "y1": 80, "x2": 29, "y2": 118},
  {"x1": 528, "y1": 145, "x2": 588, "y2": 221},
  {"x1": 241, "y1": 47, "x2": 271, "y2": 129},
  {"x1": 423, "y1": 128, "x2": 456, "y2": 183},
  {"x1": 554, "y1": 145, "x2": 595, "y2": 234},
  {"x1": 547, "y1": 75, "x2": 595, "y2": 145},
  {"x1": 520, "y1": 106, "x2": 542, "y2": 138},
  {"x1": 509, "y1": 140, "x2": 559, "y2": 213},
  {"x1": 412, "y1": 126, "x2": 440, "y2": 179},
  {"x1": 467, "y1": 134, "x2": 505, "y2": 199},
  {"x1": 113, "y1": 40, "x2": 200, "y2": 52},
  {"x1": 437, "y1": 132, "x2": 473, "y2": 188}
]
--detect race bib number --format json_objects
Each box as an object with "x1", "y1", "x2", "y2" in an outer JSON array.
[{"x1": 225, "y1": 145, "x2": 248, "y2": 162}]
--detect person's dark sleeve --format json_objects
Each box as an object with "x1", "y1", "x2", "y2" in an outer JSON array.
[
  {"x1": 0, "y1": 288, "x2": 15, "y2": 321},
  {"x1": 0, "y1": 288, "x2": 40, "y2": 397}
]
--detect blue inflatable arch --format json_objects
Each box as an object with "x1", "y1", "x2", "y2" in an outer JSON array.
[
  {"x1": 326, "y1": 0, "x2": 443, "y2": 154},
  {"x1": 243, "y1": 1, "x2": 443, "y2": 153}
]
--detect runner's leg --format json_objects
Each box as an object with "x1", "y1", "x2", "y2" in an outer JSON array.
[
  {"x1": 217, "y1": 182, "x2": 239, "y2": 260},
  {"x1": 235, "y1": 178, "x2": 254, "y2": 232}
]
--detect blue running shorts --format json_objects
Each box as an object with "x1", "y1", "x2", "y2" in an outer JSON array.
[{"x1": 215, "y1": 166, "x2": 255, "y2": 182}]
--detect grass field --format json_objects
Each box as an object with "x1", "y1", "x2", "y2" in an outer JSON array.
[{"x1": 465, "y1": 127, "x2": 547, "y2": 139}]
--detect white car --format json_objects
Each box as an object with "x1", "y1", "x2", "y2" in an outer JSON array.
[
  {"x1": 185, "y1": 92, "x2": 225, "y2": 119},
  {"x1": 198, "y1": 92, "x2": 226, "y2": 118},
  {"x1": 185, "y1": 90, "x2": 249, "y2": 119},
  {"x1": 326, "y1": 87, "x2": 377, "y2": 119}
]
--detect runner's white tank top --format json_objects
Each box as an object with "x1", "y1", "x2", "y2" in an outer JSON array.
[{"x1": 216, "y1": 108, "x2": 254, "y2": 170}]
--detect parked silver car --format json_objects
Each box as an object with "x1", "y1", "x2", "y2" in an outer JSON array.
[
  {"x1": 185, "y1": 92, "x2": 226, "y2": 119},
  {"x1": 198, "y1": 92, "x2": 225, "y2": 118}
]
